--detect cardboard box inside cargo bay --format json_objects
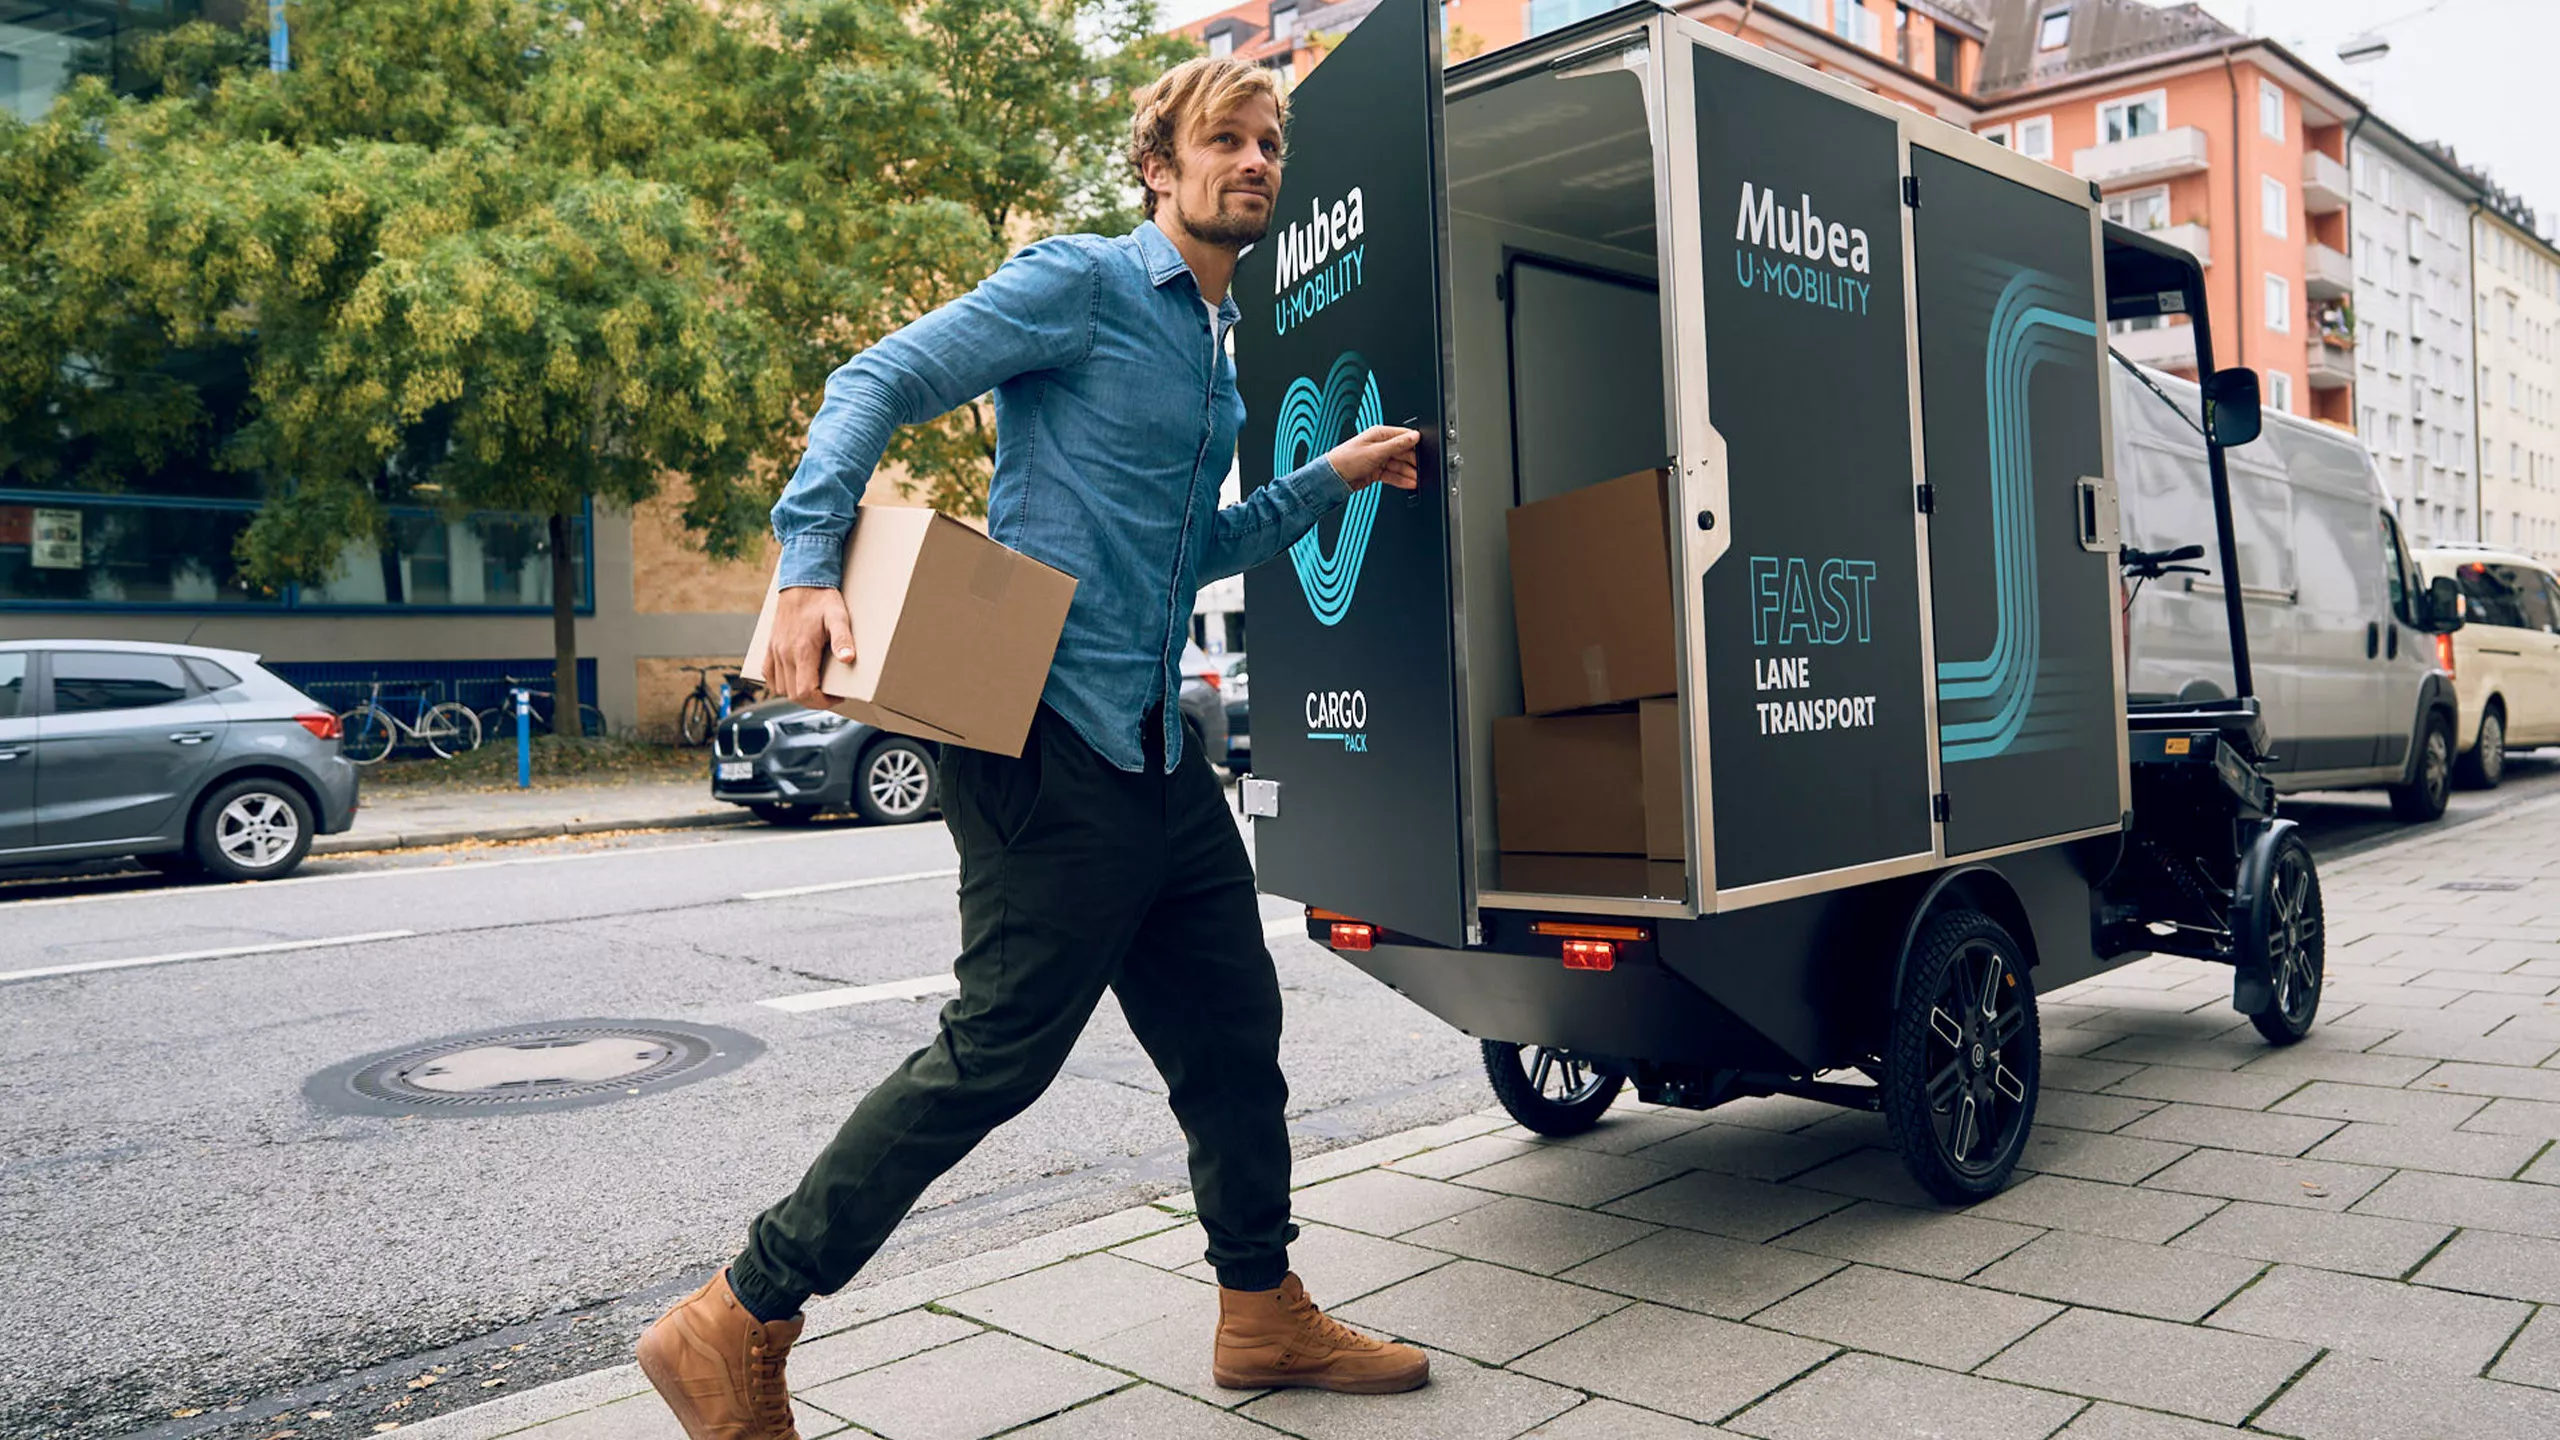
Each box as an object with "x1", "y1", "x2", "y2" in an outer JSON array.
[
  {"x1": 1506, "y1": 468, "x2": 1680, "y2": 717},
  {"x1": 741, "y1": 505, "x2": 1076, "y2": 758},
  {"x1": 1493, "y1": 698, "x2": 1685, "y2": 861}
]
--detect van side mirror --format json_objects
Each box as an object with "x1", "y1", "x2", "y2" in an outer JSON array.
[
  {"x1": 2203, "y1": 367, "x2": 2263, "y2": 448},
  {"x1": 2427, "y1": 574, "x2": 2465, "y2": 633}
]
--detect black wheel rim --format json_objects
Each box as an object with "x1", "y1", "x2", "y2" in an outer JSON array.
[
  {"x1": 2426, "y1": 729, "x2": 2450, "y2": 805},
  {"x1": 2483, "y1": 715, "x2": 2505, "y2": 780},
  {"x1": 1923, "y1": 939, "x2": 2032, "y2": 1176},
  {"x1": 2268, "y1": 845, "x2": 2324, "y2": 1026},
  {"x1": 1519, "y1": 1047, "x2": 1610, "y2": 1108}
]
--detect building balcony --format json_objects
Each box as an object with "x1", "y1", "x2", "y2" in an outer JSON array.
[
  {"x1": 2111, "y1": 322, "x2": 2198, "y2": 372},
  {"x1": 2153, "y1": 222, "x2": 2212, "y2": 267},
  {"x1": 2303, "y1": 150, "x2": 2350, "y2": 215},
  {"x1": 2072, "y1": 127, "x2": 2212, "y2": 190},
  {"x1": 2306, "y1": 243, "x2": 2353, "y2": 299},
  {"x1": 2307, "y1": 335, "x2": 2355, "y2": 390}
]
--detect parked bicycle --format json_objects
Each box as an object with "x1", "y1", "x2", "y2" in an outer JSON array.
[
  {"x1": 338, "y1": 679, "x2": 482, "y2": 765},
  {"x1": 473, "y1": 674, "x2": 607, "y2": 741},
  {"x1": 676, "y1": 664, "x2": 761, "y2": 748}
]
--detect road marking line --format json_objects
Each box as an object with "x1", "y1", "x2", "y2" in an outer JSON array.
[
  {"x1": 0, "y1": 930, "x2": 418, "y2": 984},
  {"x1": 0, "y1": 828, "x2": 915, "y2": 910},
  {"x1": 754, "y1": 916, "x2": 1310, "y2": 1013},
  {"x1": 741, "y1": 868, "x2": 960, "y2": 900}
]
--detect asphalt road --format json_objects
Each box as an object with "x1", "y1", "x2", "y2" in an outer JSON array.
[{"x1": 8, "y1": 753, "x2": 2560, "y2": 1439}]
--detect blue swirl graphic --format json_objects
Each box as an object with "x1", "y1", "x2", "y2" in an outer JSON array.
[{"x1": 1277, "y1": 352, "x2": 1384, "y2": 627}]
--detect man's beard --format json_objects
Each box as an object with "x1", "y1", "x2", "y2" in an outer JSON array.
[{"x1": 1176, "y1": 191, "x2": 1271, "y2": 248}]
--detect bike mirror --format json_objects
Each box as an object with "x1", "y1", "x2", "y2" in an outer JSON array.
[{"x1": 2203, "y1": 367, "x2": 2263, "y2": 448}]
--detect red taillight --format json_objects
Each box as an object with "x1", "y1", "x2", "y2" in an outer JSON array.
[
  {"x1": 1561, "y1": 939, "x2": 1617, "y2": 971},
  {"x1": 295, "y1": 711, "x2": 342, "y2": 740},
  {"x1": 1329, "y1": 922, "x2": 1375, "y2": 952},
  {"x1": 1200, "y1": 670, "x2": 1221, "y2": 691},
  {"x1": 2436, "y1": 633, "x2": 2456, "y2": 676}
]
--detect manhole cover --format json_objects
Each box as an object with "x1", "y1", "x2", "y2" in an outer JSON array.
[{"x1": 307, "y1": 1020, "x2": 762, "y2": 1117}]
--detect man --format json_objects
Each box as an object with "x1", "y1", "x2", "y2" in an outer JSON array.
[{"x1": 636, "y1": 54, "x2": 1428, "y2": 1439}]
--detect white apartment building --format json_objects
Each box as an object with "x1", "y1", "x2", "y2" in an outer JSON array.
[
  {"x1": 2350, "y1": 125, "x2": 2477, "y2": 548},
  {"x1": 2473, "y1": 200, "x2": 2560, "y2": 565}
]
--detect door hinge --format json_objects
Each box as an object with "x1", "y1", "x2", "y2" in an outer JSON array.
[
  {"x1": 1902, "y1": 175, "x2": 1921, "y2": 209},
  {"x1": 1932, "y1": 792, "x2": 1951, "y2": 823},
  {"x1": 1915, "y1": 483, "x2": 1936, "y2": 515},
  {"x1": 1241, "y1": 777, "x2": 1281, "y2": 819}
]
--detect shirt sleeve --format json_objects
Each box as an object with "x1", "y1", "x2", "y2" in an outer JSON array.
[
  {"x1": 770, "y1": 238, "x2": 1101, "y2": 588},
  {"x1": 1196, "y1": 455, "x2": 1354, "y2": 584}
]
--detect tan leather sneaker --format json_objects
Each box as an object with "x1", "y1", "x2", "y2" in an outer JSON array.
[
  {"x1": 635, "y1": 1270, "x2": 805, "y2": 1440},
  {"x1": 1212, "y1": 1273, "x2": 1430, "y2": 1394}
]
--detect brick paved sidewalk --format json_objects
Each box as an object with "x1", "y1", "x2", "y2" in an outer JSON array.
[{"x1": 399, "y1": 795, "x2": 2560, "y2": 1440}]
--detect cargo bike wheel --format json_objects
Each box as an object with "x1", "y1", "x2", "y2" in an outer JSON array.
[
  {"x1": 1482, "y1": 1041, "x2": 1624, "y2": 1136},
  {"x1": 2238, "y1": 828, "x2": 2325, "y2": 1046},
  {"x1": 1883, "y1": 909, "x2": 2041, "y2": 1204}
]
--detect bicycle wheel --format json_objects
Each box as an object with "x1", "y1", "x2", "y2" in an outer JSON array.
[
  {"x1": 339, "y1": 704, "x2": 398, "y2": 765},
  {"x1": 577, "y1": 703, "x2": 608, "y2": 739},
  {"x1": 420, "y1": 702, "x2": 483, "y2": 759},
  {"x1": 678, "y1": 691, "x2": 716, "y2": 747}
]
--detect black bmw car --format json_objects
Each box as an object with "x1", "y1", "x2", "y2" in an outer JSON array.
[{"x1": 709, "y1": 699, "x2": 940, "y2": 826}]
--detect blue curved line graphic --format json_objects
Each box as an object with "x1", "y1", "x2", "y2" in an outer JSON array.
[
  {"x1": 1937, "y1": 269, "x2": 2097, "y2": 764},
  {"x1": 1278, "y1": 352, "x2": 1384, "y2": 627}
]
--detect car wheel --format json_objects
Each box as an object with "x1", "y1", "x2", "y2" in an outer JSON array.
[
  {"x1": 192, "y1": 778, "x2": 315, "y2": 882},
  {"x1": 2457, "y1": 705, "x2": 2507, "y2": 790},
  {"x1": 2389, "y1": 712, "x2": 2453, "y2": 822},
  {"x1": 750, "y1": 802, "x2": 823, "y2": 826},
  {"x1": 852, "y1": 739, "x2": 938, "y2": 825}
]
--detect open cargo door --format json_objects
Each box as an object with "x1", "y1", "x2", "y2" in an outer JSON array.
[
  {"x1": 1908, "y1": 145, "x2": 2127, "y2": 855},
  {"x1": 1235, "y1": 0, "x2": 1471, "y2": 947}
]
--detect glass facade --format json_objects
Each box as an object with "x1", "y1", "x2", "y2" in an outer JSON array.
[
  {"x1": 2, "y1": 1, "x2": 202, "y2": 123},
  {"x1": 0, "y1": 491, "x2": 592, "y2": 611}
]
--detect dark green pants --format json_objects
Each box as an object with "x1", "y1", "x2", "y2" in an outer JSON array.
[{"x1": 729, "y1": 706, "x2": 1296, "y2": 1316}]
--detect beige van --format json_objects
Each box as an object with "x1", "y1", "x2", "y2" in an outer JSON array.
[{"x1": 2412, "y1": 546, "x2": 2560, "y2": 788}]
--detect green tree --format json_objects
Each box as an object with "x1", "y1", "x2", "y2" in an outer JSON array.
[{"x1": 0, "y1": 0, "x2": 1190, "y2": 731}]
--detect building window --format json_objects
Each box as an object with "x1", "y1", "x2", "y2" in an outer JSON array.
[
  {"x1": 1207, "y1": 29, "x2": 1233, "y2": 57},
  {"x1": 2380, "y1": 165, "x2": 2394, "y2": 206},
  {"x1": 2259, "y1": 78, "x2": 2284, "y2": 140},
  {"x1": 2384, "y1": 330, "x2": 2402, "y2": 371},
  {"x1": 2265, "y1": 273, "x2": 2291, "y2": 334},
  {"x1": 1980, "y1": 123, "x2": 2011, "y2": 148},
  {"x1": 2262, "y1": 176, "x2": 2288, "y2": 238},
  {"x1": 2268, "y1": 369, "x2": 2294, "y2": 415},
  {"x1": 2353, "y1": 151, "x2": 2369, "y2": 195},
  {"x1": 2038, "y1": 6, "x2": 2070, "y2": 50},
  {"x1": 1935, "y1": 28, "x2": 1961, "y2": 86},
  {"x1": 2103, "y1": 187, "x2": 2169, "y2": 233},
  {"x1": 2099, "y1": 93, "x2": 2165, "y2": 144},
  {"x1": 2017, "y1": 116, "x2": 2053, "y2": 162},
  {"x1": 1269, "y1": 2, "x2": 1297, "y2": 41}
]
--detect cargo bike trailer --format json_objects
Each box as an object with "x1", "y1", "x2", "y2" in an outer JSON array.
[{"x1": 1233, "y1": 0, "x2": 2466, "y2": 1202}]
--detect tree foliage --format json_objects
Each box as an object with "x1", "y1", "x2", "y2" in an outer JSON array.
[{"x1": 1, "y1": 0, "x2": 1192, "y2": 713}]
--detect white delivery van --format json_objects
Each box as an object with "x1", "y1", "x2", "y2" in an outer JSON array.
[{"x1": 2115, "y1": 364, "x2": 2458, "y2": 820}]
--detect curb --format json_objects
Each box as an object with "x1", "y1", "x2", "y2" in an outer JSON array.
[{"x1": 313, "y1": 807, "x2": 756, "y2": 857}]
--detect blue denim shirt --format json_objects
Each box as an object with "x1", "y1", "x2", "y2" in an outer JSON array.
[{"x1": 772, "y1": 221, "x2": 1348, "y2": 772}]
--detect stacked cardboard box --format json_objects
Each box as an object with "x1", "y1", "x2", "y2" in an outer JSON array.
[{"x1": 1495, "y1": 469, "x2": 1686, "y2": 882}]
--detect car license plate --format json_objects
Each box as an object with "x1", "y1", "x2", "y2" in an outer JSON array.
[{"x1": 716, "y1": 761, "x2": 754, "y2": 782}]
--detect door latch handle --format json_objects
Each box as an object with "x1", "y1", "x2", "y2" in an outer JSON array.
[
  {"x1": 2387, "y1": 625, "x2": 2400, "y2": 660},
  {"x1": 170, "y1": 730, "x2": 214, "y2": 745},
  {"x1": 2366, "y1": 622, "x2": 2381, "y2": 659},
  {"x1": 0, "y1": 747, "x2": 23, "y2": 761}
]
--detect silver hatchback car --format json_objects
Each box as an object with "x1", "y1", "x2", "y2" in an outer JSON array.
[{"x1": 0, "y1": 640, "x2": 361, "y2": 881}]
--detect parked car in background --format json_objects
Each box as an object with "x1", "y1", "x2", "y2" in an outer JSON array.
[
  {"x1": 1178, "y1": 641, "x2": 1228, "y2": 771},
  {"x1": 1220, "y1": 653, "x2": 1250, "y2": 770},
  {"x1": 2116, "y1": 363, "x2": 2463, "y2": 820},
  {"x1": 0, "y1": 640, "x2": 360, "y2": 881},
  {"x1": 2412, "y1": 545, "x2": 2560, "y2": 789},
  {"x1": 709, "y1": 697, "x2": 939, "y2": 826}
]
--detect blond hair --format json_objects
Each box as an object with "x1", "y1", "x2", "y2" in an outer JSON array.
[{"x1": 1128, "y1": 56, "x2": 1289, "y2": 217}]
